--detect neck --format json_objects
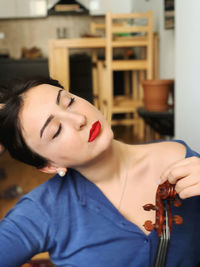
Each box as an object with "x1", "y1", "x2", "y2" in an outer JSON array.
[{"x1": 75, "y1": 139, "x2": 129, "y2": 186}]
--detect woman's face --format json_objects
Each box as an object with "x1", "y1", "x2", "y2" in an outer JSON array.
[{"x1": 19, "y1": 84, "x2": 113, "y2": 170}]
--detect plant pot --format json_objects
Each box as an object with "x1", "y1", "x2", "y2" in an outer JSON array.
[{"x1": 142, "y1": 79, "x2": 174, "y2": 111}]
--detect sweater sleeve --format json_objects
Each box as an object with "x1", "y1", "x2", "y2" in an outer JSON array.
[
  {"x1": 0, "y1": 197, "x2": 52, "y2": 267},
  {"x1": 173, "y1": 140, "x2": 200, "y2": 158}
]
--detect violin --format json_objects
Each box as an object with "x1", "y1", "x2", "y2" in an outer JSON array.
[{"x1": 143, "y1": 181, "x2": 183, "y2": 267}]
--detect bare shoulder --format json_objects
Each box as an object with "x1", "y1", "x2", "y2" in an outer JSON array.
[
  {"x1": 147, "y1": 140, "x2": 187, "y2": 166},
  {"x1": 129, "y1": 141, "x2": 187, "y2": 184},
  {"x1": 152, "y1": 140, "x2": 186, "y2": 156},
  {"x1": 130, "y1": 141, "x2": 187, "y2": 169}
]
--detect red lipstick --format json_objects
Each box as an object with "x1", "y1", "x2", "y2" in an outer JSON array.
[{"x1": 88, "y1": 120, "x2": 101, "y2": 142}]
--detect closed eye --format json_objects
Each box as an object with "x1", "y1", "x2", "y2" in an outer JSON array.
[
  {"x1": 52, "y1": 123, "x2": 62, "y2": 139},
  {"x1": 68, "y1": 97, "x2": 75, "y2": 107},
  {"x1": 52, "y1": 97, "x2": 74, "y2": 139}
]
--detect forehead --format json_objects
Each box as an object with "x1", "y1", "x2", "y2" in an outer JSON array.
[
  {"x1": 24, "y1": 84, "x2": 59, "y2": 102},
  {"x1": 21, "y1": 84, "x2": 60, "y2": 118},
  {"x1": 19, "y1": 84, "x2": 60, "y2": 146}
]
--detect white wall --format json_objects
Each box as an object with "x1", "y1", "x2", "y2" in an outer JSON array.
[
  {"x1": 175, "y1": 0, "x2": 200, "y2": 151},
  {"x1": 132, "y1": 0, "x2": 174, "y2": 79},
  {"x1": 132, "y1": 0, "x2": 200, "y2": 151}
]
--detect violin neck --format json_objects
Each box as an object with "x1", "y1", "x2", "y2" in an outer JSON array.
[{"x1": 154, "y1": 232, "x2": 170, "y2": 267}]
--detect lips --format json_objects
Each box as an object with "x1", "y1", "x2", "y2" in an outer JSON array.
[{"x1": 88, "y1": 120, "x2": 101, "y2": 142}]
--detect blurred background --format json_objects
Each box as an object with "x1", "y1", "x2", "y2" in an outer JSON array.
[{"x1": 0, "y1": 0, "x2": 200, "y2": 265}]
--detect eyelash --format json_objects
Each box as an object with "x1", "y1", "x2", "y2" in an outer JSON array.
[
  {"x1": 52, "y1": 97, "x2": 75, "y2": 139},
  {"x1": 52, "y1": 123, "x2": 62, "y2": 139},
  {"x1": 68, "y1": 97, "x2": 75, "y2": 107}
]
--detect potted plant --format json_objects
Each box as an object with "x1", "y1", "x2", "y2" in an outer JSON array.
[{"x1": 142, "y1": 80, "x2": 174, "y2": 111}]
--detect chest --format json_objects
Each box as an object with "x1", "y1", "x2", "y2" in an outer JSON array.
[
  {"x1": 98, "y1": 176, "x2": 159, "y2": 236},
  {"x1": 55, "y1": 190, "x2": 200, "y2": 266},
  {"x1": 96, "y1": 159, "x2": 168, "y2": 235},
  {"x1": 118, "y1": 181, "x2": 158, "y2": 235}
]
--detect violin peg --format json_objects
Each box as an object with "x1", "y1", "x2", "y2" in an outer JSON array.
[
  {"x1": 143, "y1": 204, "x2": 157, "y2": 211},
  {"x1": 143, "y1": 220, "x2": 154, "y2": 231},
  {"x1": 173, "y1": 215, "x2": 183, "y2": 225},
  {"x1": 173, "y1": 198, "x2": 182, "y2": 207}
]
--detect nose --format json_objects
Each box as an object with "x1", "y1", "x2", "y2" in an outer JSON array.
[{"x1": 63, "y1": 111, "x2": 87, "y2": 130}]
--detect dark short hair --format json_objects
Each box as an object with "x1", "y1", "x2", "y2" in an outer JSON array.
[{"x1": 0, "y1": 77, "x2": 64, "y2": 168}]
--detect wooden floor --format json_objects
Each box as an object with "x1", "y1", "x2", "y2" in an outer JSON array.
[{"x1": 0, "y1": 152, "x2": 51, "y2": 219}]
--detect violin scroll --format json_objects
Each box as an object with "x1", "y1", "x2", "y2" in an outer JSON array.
[
  {"x1": 143, "y1": 220, "x2": 154, "y2": 231},
  {"x1": 173, "y1": 215, "x2": 183, "y2": 225},
  {"x1": 143, "y1": 204, "x2": 157, "y2": 211},
  {"x1": 143, "y1": 181, "x2": 183, "y2": 237}
]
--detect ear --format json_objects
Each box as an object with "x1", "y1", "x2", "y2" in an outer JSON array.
[
  {"x1": 39, "y1": 165, "x2": 57, "y2": 174},
  {"x1": 39, "y1": 165, "x2": 67, "y2": 176},
  {"x1": 0, "y1": 144, "x2": 5, "y2": 156}
]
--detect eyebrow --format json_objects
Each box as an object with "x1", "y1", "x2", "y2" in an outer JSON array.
[
  {"x1": 40, "y1": 89, "x2": 63, "y2": 138},
  {"x1": 40, "y1": 115, "x2": 54, "y2": 138},
  {"x1": 56, "y1": 89, "x2": 63, "y2": 105}
]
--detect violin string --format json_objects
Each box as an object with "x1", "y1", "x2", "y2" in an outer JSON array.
[
  {"x1": 154, "y1": 201, "x2": 170, "y2": 267},
  {"x1": 156, "y1": 233, "x2": 165, "y2": 267},
  {"x1": 162, "y1": 203, "x2": 170, "y2": 266},
  {"x1": 163, "y1": 207, "x2": 170, "y2": 266},
  {"x1": 160, "y1": 229, "x2": 166, "y2": 265},
  {"x1": 162, "y1": 230, "x2": 167, "y2": 266},
  {"x1": 159, "y1": 208, "x2": 168, "y2": 266},
  {"x1": 156, "y1": 232, "x2": 166, "y2": 267},
  {"x1": 163, "y1": 205, "x2": 170, "y2": 266},
  {"x1": 155, "y1": 237, "x2": 162, "y2": 267}
]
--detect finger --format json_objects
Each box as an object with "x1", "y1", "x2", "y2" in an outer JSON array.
[
  {"x1": 160, "y1": 157, "x2": 200, "y2": 184},
  {"x1": 161, "y1": 164, "x2": 190, "y2": 184},
  {"x1": 160, "y1": 160, "x2": 188, "y2": 182},
  {"x1": 161, "y1": 157, "x2": 200, "y2": 178},
  {"x1": 178, "y1": 183, "x2": 200, "y2": 199},
  {"x1": 175, "y1": 175, "x2": 198, "y2": 194}
]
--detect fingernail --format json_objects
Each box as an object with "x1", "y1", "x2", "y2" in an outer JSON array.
[{"x1": 157, "y1": 178, "x2": 161, "y2": 185}]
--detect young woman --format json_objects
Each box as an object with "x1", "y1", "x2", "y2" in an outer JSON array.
[{"x1": 0, "y1": 78, "x2": 200, "y2": 267}]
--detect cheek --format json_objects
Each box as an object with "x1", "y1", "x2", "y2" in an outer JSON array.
[
  {"x1": 59, "y1": 130, "x2": 85, "y2": 152},
  {"x1": 80, "y1": 99, "x2": 99, "y2": 114},
  {"x1": 55, "y1": 133, "x2": 87, "y2": 164}
]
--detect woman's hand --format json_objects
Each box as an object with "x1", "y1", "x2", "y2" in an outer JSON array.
[{"x1": 160, "y1": 157, "x2": 200, "y2": 199}]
